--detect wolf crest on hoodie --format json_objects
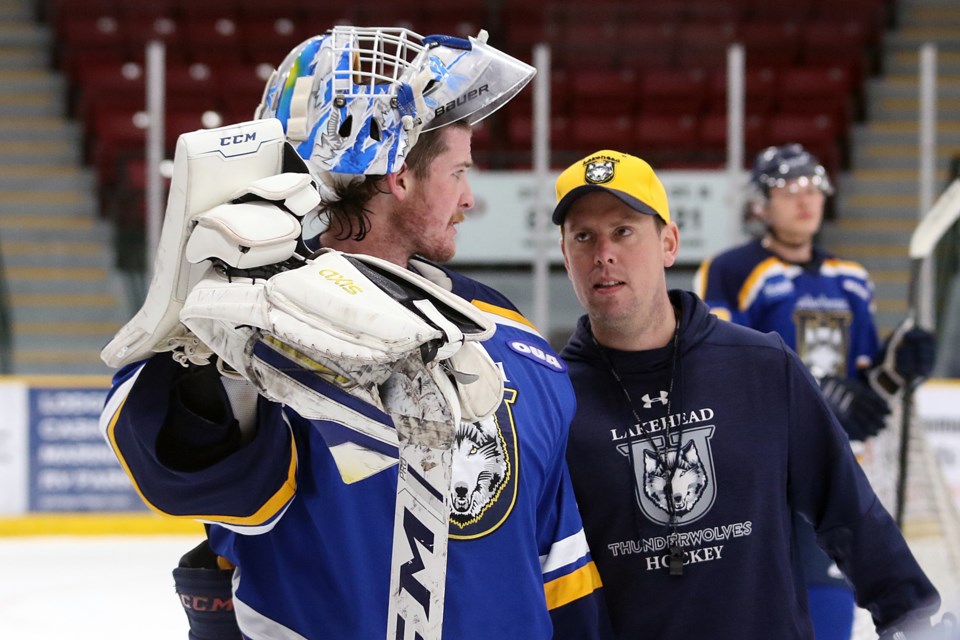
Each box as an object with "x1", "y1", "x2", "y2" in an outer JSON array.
[{"x1": 561, "y1": 290, "x2": 938, "y2": 639}]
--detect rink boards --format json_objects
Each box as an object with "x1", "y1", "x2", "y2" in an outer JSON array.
[
  {"x1": 0, "y1": 376, "x2": 200, "y2": 536},
  {"x1": 0, "y1": 376, "x2": 957, "y2": 537}
]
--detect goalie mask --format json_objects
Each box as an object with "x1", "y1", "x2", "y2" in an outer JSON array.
[{"x1": 256, "y1": 26, "x2": 535, "y2": 179}]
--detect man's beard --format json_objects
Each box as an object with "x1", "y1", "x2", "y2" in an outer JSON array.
[{"x1": 394, "y1": 199, "x2": 457, "y2": 263}]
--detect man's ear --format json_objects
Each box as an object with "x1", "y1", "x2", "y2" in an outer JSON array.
[
  {"x1": 386, "y1": 162, "x2": 412, "y2": 200},
  {"x1": 662, "y1": 222, "x2": 680, "y2": 268},
  {"x1": 559, "y1": 232, "x2": 573, "y2": 278}
]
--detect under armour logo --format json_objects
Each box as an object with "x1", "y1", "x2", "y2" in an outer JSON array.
[{"x1": 641, "y1": 391, "x2": 669, "y2": 408}]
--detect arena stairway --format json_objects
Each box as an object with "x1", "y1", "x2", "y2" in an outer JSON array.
[
  {"x1": 820, "y1": 0, "x2": 960, "y2": 336},
  {"x1": 0, "y1": 0, "x2": 124, "y2": 375}
]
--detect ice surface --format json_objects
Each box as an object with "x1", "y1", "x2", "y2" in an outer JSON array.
[{"x1": 0, "y1": 535, "x2": 199, "y2": 639}]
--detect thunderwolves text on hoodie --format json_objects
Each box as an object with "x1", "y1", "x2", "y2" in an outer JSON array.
[{"x1": 561, "y1": 289, "x2": 938, "y2": 639}]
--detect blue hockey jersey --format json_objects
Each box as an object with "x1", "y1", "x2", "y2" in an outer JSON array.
[
  {"x1": 695, "y1": 237, "x2": 889, "y2": 590},
  {"x1": 561, "y1": 290, "x2": 938, "y2": 639},
  {"x1": 99, "y1": 265, "x2": 608, "y2": 639},
  {"x1": 694, "y1": 237, "x2": 880, "y2": 379}
]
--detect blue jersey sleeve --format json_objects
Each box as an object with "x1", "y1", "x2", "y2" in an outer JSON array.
[
  {"x1": 695, "y1": 256, "x2": 737, "y2": 322},
  {"x1": 540, "y1": 461, "x2": 613, "y2": 639},
  {"x1": 100, "y1": 354, "x2": 297, "y2": 528},
  {"x1": 694, "y1": 247, "x2": 767, "y2": 327},
  {"x1": 533, "y1": 403, "x2": 611, "y2": 638}
]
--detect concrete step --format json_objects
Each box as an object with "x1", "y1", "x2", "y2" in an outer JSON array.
[
  {"x1": 2, "y1": 265, "x2": 115, "y2": 295},
  {"x1": 0, "y1": 23, "x2": 49, "y2": 48},
  {"x1": 835, "y1": 192, "x2": 928, "y2": 219},
  {"x1": 3, "y1": 263, "x2": 110, "y2": 278},
  {"x1": 0, "y1": 94, "x2": 64, "y2": 117},
  {"x1": 0, "y1": 220, "x2": 114, "y2": 244},
  {"x1": 0, "y1": 45, "x2": 48, "y2": 69},
  {"x1": 887, "y1": 28, "x2": 960, "y2": 50},
  {"x1": 899, "y1": 6, "x2": 960, "y2": 27},
  {"x1": 825, "y1": 217, "x2": 918, "y2": 236},
  {"x1": 0, "y1": 240, "x2": 114, "y2": 269},
  {"x1": 867, "y1": 99, "x2": 960, "y2": 121},
  {"x1": 0, "y1": 116, "x2": 82, "y2": 143},
  {"x1": 11, "y1": 326, "x2": 120, "y2": 351},
  {"x1": 0, "y1": 139, "x2": 79, "y2": 163},
  {"x1": 11, "y1": 348, "x2": 115, "y2": 377},
  {"x1": 0, "y1": 191, "x2": 98, "y2": 214},
  {"x1": 9, "y1": 291, "x2": 127, "y2": 323},
  {"x1": 0, "y1": 69, "x2": 63, "y2": 92},
  {"x1": 837, "y1": 171, "x2": 951, "y2": 197},
  {"x1": 0, "y1": 164, "x2": 94, "y2": 190},
  {"x1": 820, "y1": 219, "x2": 915, "y2": 245},
  {"x1": 885, "y1": 49, "x2": 960, "y2": 75},
  {"x1": 0, "y1": 0, "x2": 33, "y2": 20},
  {"x1": 869, "y1": 75, "x2": 960, "y2": 97},
  {"x1": 850, "y1": 142, "x2": 958, "y2": 171},
  {"x1": 853, "y1": 121, "x2": 960, "y2": 145},
  {"x1": 822, "y1": 241, "x2": 909, "y2": 264}
]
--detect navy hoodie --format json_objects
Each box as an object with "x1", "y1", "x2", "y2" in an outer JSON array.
[{"x1": 561, "y1": 290, "x2": 939, "y2": 639}]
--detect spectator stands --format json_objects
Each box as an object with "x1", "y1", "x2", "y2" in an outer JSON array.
[{"x1": 42, "y1": 0, "x2": 892, "y2": 219}]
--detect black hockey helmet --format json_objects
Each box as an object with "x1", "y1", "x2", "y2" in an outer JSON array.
[{"x1": 747, "y1": 143, "x2": 834, "y2": 203}]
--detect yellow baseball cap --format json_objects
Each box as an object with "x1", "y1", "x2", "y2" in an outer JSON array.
[{"x1": 552, "y1": 150, "x2": 671, "y2": 225}]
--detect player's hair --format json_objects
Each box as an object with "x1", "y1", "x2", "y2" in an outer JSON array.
[{"x1": 323, "y1": 121, "x2": 471, "y2": 241}]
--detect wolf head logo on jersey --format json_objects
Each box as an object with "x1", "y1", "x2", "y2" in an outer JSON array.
[
  {"x1": 585, "y1": 159, "x2": 615, "y2": 184},
  {"x1": 643, "y1": 442, "x2": 708, "y2": 516},
  {"x1": 450, "y1": 417, "x2": 509, "y2": 527},
  {"x1": 794, "y1": 309, "x2": 851, "y2": 379},
  {"x1": 619, "y1": 425, "x2": 717, "y2": 525}
]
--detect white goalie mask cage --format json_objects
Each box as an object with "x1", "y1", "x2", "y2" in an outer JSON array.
[{"x1": 255, "y1": 26, "x2": 535, "y2": 178}]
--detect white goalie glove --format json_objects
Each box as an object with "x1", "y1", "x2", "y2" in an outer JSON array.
[
  {"x1": 179, "y1": 248, "x2": 504, "y2": 483},
  {"x1": 100, "y1": 119, "x2": 321, "y2": 368}
]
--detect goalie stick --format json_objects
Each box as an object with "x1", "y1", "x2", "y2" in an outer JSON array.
[{"x1": 894, "y1": 177, "x2": 960, "y2": 527}]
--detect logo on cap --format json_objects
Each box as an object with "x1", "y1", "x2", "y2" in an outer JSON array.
[{"x1": 584, "y1": 159, "x2": 615, "y2": 184}]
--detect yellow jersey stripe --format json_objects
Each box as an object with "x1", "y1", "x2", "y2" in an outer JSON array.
[
  {"x1": 471, "y1": 299, "x2": 539, "y2": 331},
  {"x1": 544, "y1": 561, "x2": 603, "y2": 610},
  {"x1": 738, "y1": 257, "x2": 785, "y2": 311},
  {"x1": 693, "y1": 259, "x2": 710, "y2": 298}
]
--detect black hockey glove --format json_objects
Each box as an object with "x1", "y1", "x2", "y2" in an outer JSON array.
[
  {"x1": 869, "y1": 319, "x2": 937, "y2": 400},
  {"x1": 173, "y1": 538, "x2": 242, "y2": 640},
  {"x1": 820, "y1": 375, "x2": 891, "y2": 441},
  {"x1": 879, "y1": 612, "x2": 958, "y2": 640},
  {"x1": 892, "y1": 325, "x2": 937, "y2": 381}
]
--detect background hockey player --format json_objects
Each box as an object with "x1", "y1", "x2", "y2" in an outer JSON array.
[
  {"x1": 554, "y1": 149, "x2": 947, "y2": 639},
  {"x1": 98, "y1": 27, "x2": 610, "y2": 640},
  {"x1": 694, "y1": 143, "x2": 937, "y2": 640}
]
